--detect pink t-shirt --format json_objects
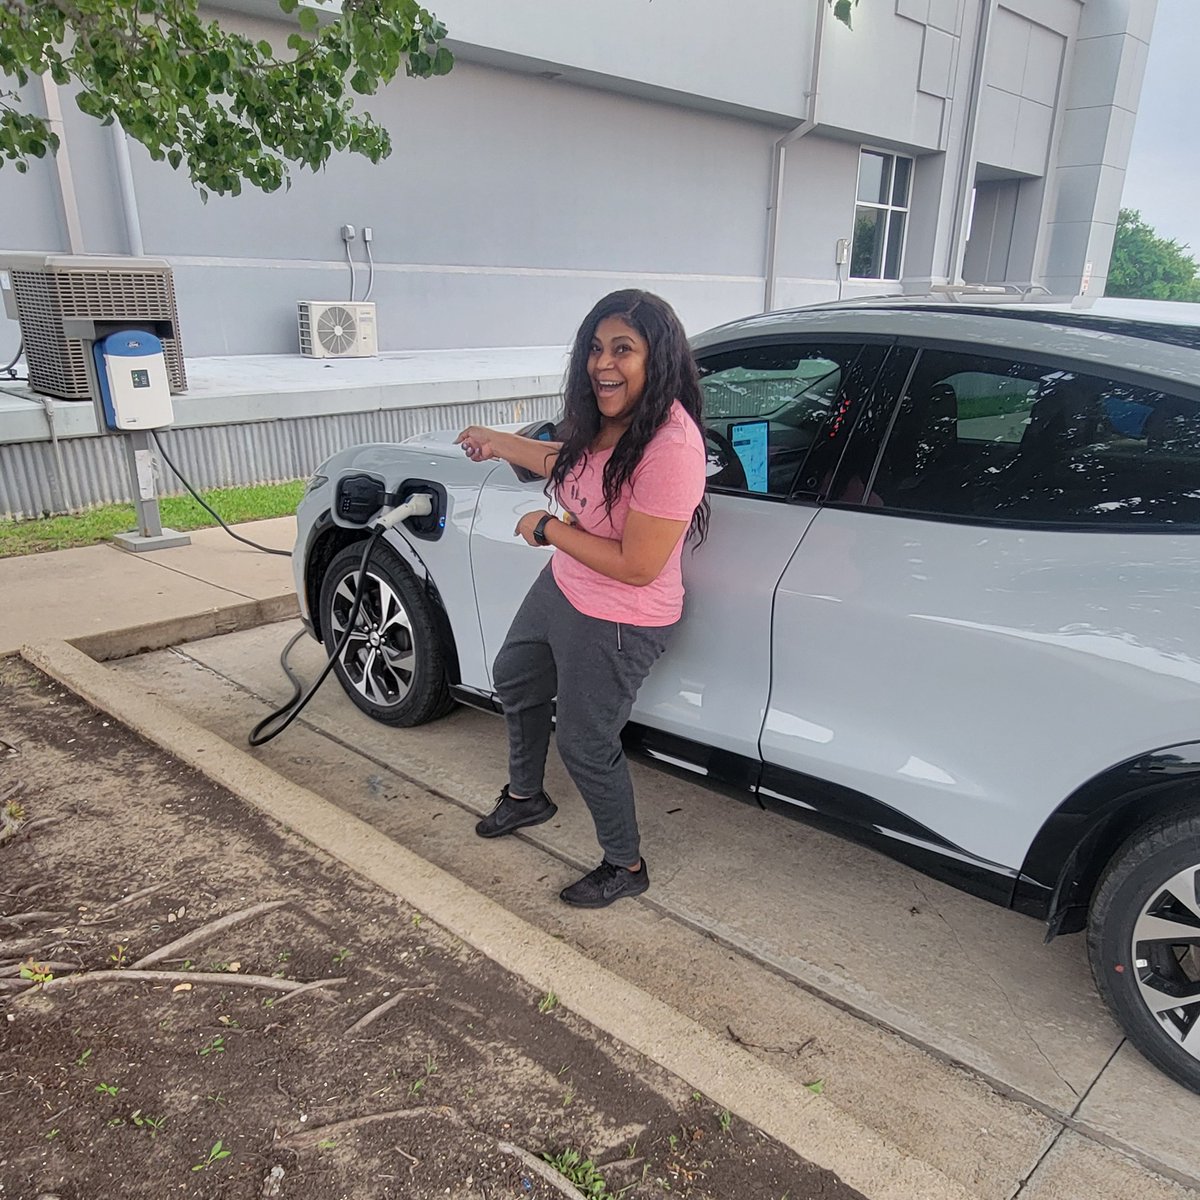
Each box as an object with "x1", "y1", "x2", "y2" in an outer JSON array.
[{"x1": 551, "y1": 401, "x2": 707, "y2": 627}]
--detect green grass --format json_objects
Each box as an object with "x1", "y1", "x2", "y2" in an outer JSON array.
[{"x1": 0, "y1": 479, "x2": 305, "y2": 558}]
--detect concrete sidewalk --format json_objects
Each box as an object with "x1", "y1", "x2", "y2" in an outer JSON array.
[{"x1": 0, "y1": 516, "x2": 297, "y2": 657}]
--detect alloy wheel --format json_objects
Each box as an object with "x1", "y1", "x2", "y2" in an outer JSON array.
[
  {"x1": 327, "y1": 566, "x2": 417, "y2": 710},
  {"x1": 1131, "y1": 864, "x2": 1200, "y2": 1056}
]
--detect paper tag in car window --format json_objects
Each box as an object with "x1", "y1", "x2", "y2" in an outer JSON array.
[{"x1": 731, "y1": 420, "x2": 769, "y2": 493}]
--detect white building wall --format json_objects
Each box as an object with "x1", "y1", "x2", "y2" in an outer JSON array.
[
  {"x1": 0, "y1": 0, "x2": 1157, "y2": 364},
  {"x1": 433, "y1": 0, "x2": 814, "y2": 121}
]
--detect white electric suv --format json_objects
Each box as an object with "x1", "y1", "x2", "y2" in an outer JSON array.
[{"x1": 294, "y1": 297, "x2": 1200, "y2": 1093}]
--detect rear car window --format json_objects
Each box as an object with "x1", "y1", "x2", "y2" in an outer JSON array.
[{"x1": 865, "y1": 349, "x2": 1200, "y2": 528}]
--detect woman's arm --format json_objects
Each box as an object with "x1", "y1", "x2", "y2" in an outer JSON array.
[
  {"x1": 516, "y1": 508, "x2": 688, "y2": 587},
  {"x1": 456, "y1": 426, "x2": 562, "y2": 478}
]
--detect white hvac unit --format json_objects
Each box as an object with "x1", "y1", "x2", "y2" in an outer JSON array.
[{"x1": 297, "y1": 300, "x2": 378, "y2": 358}]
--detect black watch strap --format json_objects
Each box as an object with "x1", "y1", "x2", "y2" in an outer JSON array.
[{"x1": 533, "y1": 513, "x2": 555, "y2": 544}]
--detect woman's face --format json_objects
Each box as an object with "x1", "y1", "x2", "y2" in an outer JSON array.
[{"x1": 588, "y1": 316, "x2": 649, "y2": 425}]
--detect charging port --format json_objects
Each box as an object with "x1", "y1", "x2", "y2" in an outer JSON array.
[
  {"x1": 334, "y1": 473, "x2": 387, "y2": 527},
  {"x1": 398, "y1": 479, "x2": 447, "y2": 541}
]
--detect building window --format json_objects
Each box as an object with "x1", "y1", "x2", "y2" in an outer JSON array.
[{"x1": 851, "y1": 149, "x2": 911, "y2": 280}]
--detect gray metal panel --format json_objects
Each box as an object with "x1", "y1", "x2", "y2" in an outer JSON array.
[{"x1": 0, "y1": 393, "x2": 560, "y2": 519}]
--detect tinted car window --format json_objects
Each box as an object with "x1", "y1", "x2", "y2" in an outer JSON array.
[
  {"x1": 698, "y1": 343, "x2": 886, "y2": 497},
  {"x1": 868, "y1": 349, "x2": 1200, "y2": 528}
]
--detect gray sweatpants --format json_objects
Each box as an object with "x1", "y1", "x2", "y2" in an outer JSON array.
[{"x1": 493, "y1": 567, "x2": 674, "y2": 866}]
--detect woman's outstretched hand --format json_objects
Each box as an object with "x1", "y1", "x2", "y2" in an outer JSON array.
[{"x1": 455, "y1": 425, "x2": 500, "y2": 462}]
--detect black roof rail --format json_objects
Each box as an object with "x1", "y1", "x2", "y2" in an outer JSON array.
[{"x1": 865, "y1": 303, "x2": 1200, "y2": 352}]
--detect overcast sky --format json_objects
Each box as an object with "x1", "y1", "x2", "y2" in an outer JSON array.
[{"x1": 1122, "y1": 0, "x2": 1200, "y2": 252}]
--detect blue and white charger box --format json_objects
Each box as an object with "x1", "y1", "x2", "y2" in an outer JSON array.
[{"x1": 93, "y1": 330, "x2": 174, "y2": 431}]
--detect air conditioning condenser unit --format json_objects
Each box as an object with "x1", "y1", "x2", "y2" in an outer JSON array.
[{"x1": 297, "y1": 300, "x2": 378, "y2": 358}]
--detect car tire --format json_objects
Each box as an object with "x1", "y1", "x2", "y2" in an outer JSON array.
[
  {"x1": 318, "y1": 539, "x2": 455, "y2": 727},
  {"x1": 1088, "y1": 807, "x2": 1200, "y2": 1094}
]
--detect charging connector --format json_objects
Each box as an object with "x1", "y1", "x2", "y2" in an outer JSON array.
[{"x1": 376, "y1": 491, "x2": 433, "y2": 531}]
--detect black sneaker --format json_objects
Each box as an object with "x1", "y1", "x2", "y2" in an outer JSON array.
[
  {"x1": 475, "y1": 785, "x2": 557, "y2": 839},
  {"x1": 559, "y1": 859, "x2": 649, "y2": 908}
]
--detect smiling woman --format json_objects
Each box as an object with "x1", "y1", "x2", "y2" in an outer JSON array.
[{"x1": 455, "y1": 290, "x2": 707, "y2": 909}]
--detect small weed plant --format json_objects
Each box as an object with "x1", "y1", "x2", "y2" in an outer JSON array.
[
  {"x1": 544, "y1": 1148, "x2": 628, "y2": 1200},
  {"x1": 130, "y1": 1110, "x2": 165, "y2": 1137},
  {"x1": 199, "y1": 1035, "x2": 226, "y2": 1058},
  {"x1": 538, "y1": 990, "x2": 559, "y2": 1014},
  {"x1": 19, "y1": 959, "x2": 54, "y2": 984},
  {"x1": 192, "y1": 1140, "x2": 232, "y2": 1171}
]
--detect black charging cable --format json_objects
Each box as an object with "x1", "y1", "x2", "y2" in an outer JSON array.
[
  {"x1": 245, "y1": 490, "x2": 433, "y2": 747},
  {"x1": 150, "y1": 429, "x2": 291, "y2": 558},
  {"x1": 248, "y1": 528, "x2": 383, "y2": 746}
]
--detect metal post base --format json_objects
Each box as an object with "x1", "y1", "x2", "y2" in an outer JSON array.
[{"x1": 111, "y1": 527, "x2": 192, "y2": 553}]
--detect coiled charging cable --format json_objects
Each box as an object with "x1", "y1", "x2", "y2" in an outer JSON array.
[
  {"x1": 248, "y1": 492, "x2": 434, "y2": 746},
  {"x1": 144, "y1": 431, "x2": 433, "y2": 747}
]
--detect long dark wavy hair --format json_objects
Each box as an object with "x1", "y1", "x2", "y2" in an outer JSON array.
[{"x1": 547, "y1": 289, "x2": 709, "y2": 546}]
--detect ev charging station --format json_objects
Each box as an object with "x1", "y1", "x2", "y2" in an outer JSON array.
[
  {"x1": 89, "y1": 327, "x2": 191, "y2": 551},
  {"x1": 1, "y1": 253, "x2": 191, "y2": 551}
]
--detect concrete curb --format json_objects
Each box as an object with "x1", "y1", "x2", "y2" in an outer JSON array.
[
  {"x1": 21, "y1": 638, "x2": 985, "y2": 1200},
  {"x1": 68, "y1": 594, "x2": 298, "y2": 662}
]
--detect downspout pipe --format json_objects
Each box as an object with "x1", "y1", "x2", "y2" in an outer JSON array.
[
  {"x1": 110, "y1": 122, "x2": 145, "y2": 258},
  {"x1": 945, "y1": 0, "x2": 998, "y2": 284},
  {"x1": 764, "y1": 0, "x2": 826, "y2": 312},
  {"x1": 39, "y1": 76, "x2": 84, "y2": 253}
]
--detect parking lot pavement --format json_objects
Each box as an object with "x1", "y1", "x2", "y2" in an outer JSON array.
[{"x1": 108, "y1": 619, "x2": 1200, "y2": 1199}]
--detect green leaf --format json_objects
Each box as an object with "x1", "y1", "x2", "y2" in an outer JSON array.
[{"x1": 0, "y1": 0, "x2": 454, "y2": 193}]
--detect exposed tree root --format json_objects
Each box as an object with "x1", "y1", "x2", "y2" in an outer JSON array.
[
  {"x1": 12, "y1": 969, "x2": 346, "y2": 1002},
  {"x1": 269, "y1": 976, "x2": 348, "y2": 1007},
  {"x1": 497, "y1": 1142, "x2": 588, "y2": 1200},
  {"x1": 131, "y1": 899, "x2": 288, "y2": 968},
  {"x1": 276, "y1": 1104, "x2": 465, "y2": 1151},
  {"x1": 345, "y1": 984, "x2": 436, "y2": 1034}
]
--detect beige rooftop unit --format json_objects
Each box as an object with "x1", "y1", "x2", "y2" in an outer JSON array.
[{"x1": 1, "y1": 253, "x2": 186, "y2": 400}]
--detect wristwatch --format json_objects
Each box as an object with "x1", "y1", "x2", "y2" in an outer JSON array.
[{"x1": 532, "y1": 514, "x2": 556, "y2": 545}]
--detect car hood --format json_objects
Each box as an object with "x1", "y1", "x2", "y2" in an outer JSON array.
[{"x1": 400, "y1": 422, "x2": 528, "y2": 454}]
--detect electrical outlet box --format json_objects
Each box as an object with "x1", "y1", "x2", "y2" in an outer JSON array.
[
  {"x1": 340, "y1": 224, "x2": 356, "y2": 242},
  {"x1": 362, "y1": 226, "x2": 373, "y2": 243},
  {"x1": 835, "y1": 238, "x2": 849, "y2": 265}
]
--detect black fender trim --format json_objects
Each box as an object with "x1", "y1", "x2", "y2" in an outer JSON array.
[
  {"x1": 1018, "y1": 742, "x2": 1200, "y2": 937},
  {"x1": 450, "y1": 685, "x2": 503, "y2": 715}
]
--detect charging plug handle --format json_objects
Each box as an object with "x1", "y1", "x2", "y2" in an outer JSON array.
[{"x1": 376, "y1": 490, "x2": 435, "y2": 531}]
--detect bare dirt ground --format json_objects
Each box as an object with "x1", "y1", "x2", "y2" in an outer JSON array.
[{"x1": 0, "y1": 657, "x2": 864, "y2": 1200}]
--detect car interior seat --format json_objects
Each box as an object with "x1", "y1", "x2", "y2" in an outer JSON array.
[
  {"x1": 887, "y1": 381, "x2": 959, "y2": 502},
  {"x1": 1016, "y1": 375, "x2": 1107, "y2": 479}
]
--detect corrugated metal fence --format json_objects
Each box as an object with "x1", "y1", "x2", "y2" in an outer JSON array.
[{"x1": 0, "y1": 394, "x2": 561, "y2": 520}]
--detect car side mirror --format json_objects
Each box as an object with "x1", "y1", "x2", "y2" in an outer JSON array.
[{"x1": 512, "y1": 419, "x2": 558, "y2": 485}]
